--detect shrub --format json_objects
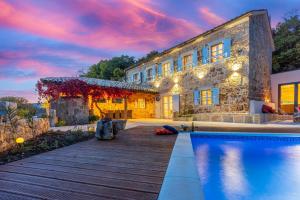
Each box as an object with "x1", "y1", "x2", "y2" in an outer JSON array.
[
  {"x1": 89, "y1": 115, "x2": 100, "y2": 123},
  {"x1": 56, "y1": 120, "x2": 66, "y2": 127},
  {"x1": 0, "y1": 130, "x2": 95, "y2": 164}
]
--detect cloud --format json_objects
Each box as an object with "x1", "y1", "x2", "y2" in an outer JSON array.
[
  {"x1": 0, "y1": 0, "x2": 202, "y2": 52},
  {"x1": 198, "y1": 7, "x2": 226, "y2": 26},
  {"x1": 0, "y1": 59, "x2": 77, "y2": 82}
]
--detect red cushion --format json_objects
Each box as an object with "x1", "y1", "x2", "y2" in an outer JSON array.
[
  {"x1": 262, "y1": 104, "x2": 275, "y2": 113},
  {"x1": 155, "y1": 128, "x2": 174, "y2": 135}
]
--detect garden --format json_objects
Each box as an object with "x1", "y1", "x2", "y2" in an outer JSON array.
[{"x1": 0, "y1": 96, "x2": 95, "y2": 165}]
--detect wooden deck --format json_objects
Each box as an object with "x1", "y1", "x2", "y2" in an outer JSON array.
[{"x1": 0, "y1": 126, "x2": 177, "y2": 200}]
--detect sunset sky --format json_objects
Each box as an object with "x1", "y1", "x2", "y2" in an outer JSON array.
[{"x1": 0, "y1": 0, "x2": 299, "y2": 102}]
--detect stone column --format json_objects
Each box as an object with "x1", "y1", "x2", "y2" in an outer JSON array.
[{"x1": 124, "y1": 97, "x2": 128, "y2": 119}]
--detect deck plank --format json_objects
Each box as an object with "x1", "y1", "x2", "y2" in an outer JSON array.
[{"x1": 0, "y1": 126, "x2": 177, "y2": 200}]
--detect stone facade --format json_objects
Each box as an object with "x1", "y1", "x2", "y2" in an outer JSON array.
[
  {"x1": 125, "y1": 10, "x2": 274, "y2": 123},
  {"x1": 249, "y1": 14, "x2": 273, "y2": 101}
]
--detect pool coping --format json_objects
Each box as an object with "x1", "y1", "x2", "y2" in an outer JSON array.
[{"x1": 158, "y1": 131, "x2": 300, "y2": 200}]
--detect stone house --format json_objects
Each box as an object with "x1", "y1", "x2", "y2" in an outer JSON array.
[
  {"x1": 42, "y1": 10, "x2": 279, "y2": 124},
  {"x1": 125, "y1": 9, "x2": 274, "y2": 123}
]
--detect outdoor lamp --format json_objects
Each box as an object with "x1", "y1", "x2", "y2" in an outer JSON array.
[
  {"x1": 16, "y1": 137, "x2": 25, "y2": 144},
  {"x1": 232, "y1": 63, "x2": 241, "y2": 71}
]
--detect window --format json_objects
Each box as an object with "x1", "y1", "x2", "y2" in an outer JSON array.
[
  {"x1": 162, "y1": 62, "x2": 170, "y2": 77},
  {"x1": 211, "y1": 43, "x2": 224, "y2": 63},
  {"x1": 183, "y1": 54, "x2": 192, "y2": 70},
  {"x1": 201, "y1": 89, "x2": 212, "y2": 105},
  {"x1": 146, "y1": 68, "x2": 153, "y2": 81},
  {"x1": 97, "y1": 98, "x2": 106, "y2": 103},
  {"x1": 163, "y1": 96, "x2": 173, "y2": 118},
  {"x1": 280, "y1": 84, "x2": 295, "y2": 114},
  {"x1": 135, "y1": 98, "x2": 146, "y2": 109},
  {"x1": 133, "y1": 73, "x2": 139, "y2": 82},
  {"x1": 112, "y1": 98, "x2": 123, "y2": 104}
]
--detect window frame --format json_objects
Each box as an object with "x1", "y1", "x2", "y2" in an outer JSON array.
[
  {"x1": 133, "y1": 73, "x2": 139, "y2": 82},
  {"x1": 162, "y1": 62, "x2": 170, "y2": 77},
  {"x1": 134, "y1": 98, "x2": 146, "y2": 109},
  {"x1": 278, "y1": 82, "x2": 300, "y2": 114},
  {"x1": 210, "y1": 42, "x2": 224, "y2": 63},
  {"x1": 97, "y1": 98, "x2": 106, "y2": 103},
  {"x1": 201, "y1": 89, "x2": 212, "y2": 106},
  {"x1": 146, "y1": 68, "x2": 153, "y2": 81},
  {"x1": 112, "y1": 98, "x2": 123, "y2": 104},
  {"x1": 183, "y1": 54, "x2": 192, "y2": 70}
]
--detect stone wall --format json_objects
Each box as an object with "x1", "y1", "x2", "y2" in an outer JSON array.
[
  {"x1": 51, "y1": 97, "x2": 89, "y2": 125},
  {"x1": 0, "y1": 118, "x2": 49, "y2": 153},
  {"x1": 249, "y1": 14, "x2": 273, "y2": 101}
]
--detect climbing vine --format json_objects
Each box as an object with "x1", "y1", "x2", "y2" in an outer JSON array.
[
  {"x1": 36, "y1": 79, "x2": 132, "y2": 117},
  {"x1": 36, "y1": 79, "x2": 132, "y2": 101}
]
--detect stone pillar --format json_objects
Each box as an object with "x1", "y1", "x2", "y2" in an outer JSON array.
[
  {"x1": 124, "y1": 97, "x2": 128, "y2": 119},
  {"x1": 49, "y1": 109, "x2": 57, "y2": 127}
]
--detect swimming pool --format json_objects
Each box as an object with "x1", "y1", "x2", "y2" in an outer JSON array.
[{"x1": 191, "y1": 133, "x2": 300, "y2": 200}]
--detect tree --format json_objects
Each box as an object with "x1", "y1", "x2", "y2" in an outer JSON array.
[
  {"x1": 0, "y1": 96, "x2": 28, "y2": 107},
  {"x1": 272, "y1": 13, "x2": 300, "y2": 73},
  {"x1": 81, "y1": 51, "x2": 160, "y2": 81},
  {"x1": 81, "y1": 55, "x2": 135, "y2": 81},
  {"x1": 136, "y1": 50, "x2": 160, "y2": 64}
]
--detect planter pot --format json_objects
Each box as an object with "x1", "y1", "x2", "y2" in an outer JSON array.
[{"x1": 95, "y1": 119, "x2": 127, "y2": 140}]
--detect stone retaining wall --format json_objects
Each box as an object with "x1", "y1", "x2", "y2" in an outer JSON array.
[
  {"x1": 0, "y1": 118, "x2": 49, "y2": 153},
  {"x1": 174, "y1": 113, "x2": 293, "y2": 124}
]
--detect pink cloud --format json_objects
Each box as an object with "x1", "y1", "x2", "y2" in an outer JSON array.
[
  {"x1": 198, "y1": 7, "x2": 226, "y2": 26},
  {"x1": 18, "y1": 60, "x2": 76, "y2": 78},
  {"x1": 0, "y1": 59, "x2": 77, "y2": 82},
  {"x1": 0, "y1": 1, "x2": 202, "y2": 52}
]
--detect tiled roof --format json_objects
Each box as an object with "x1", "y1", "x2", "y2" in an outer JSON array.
[{"x1": 40, "y1": 77, "x2": 158, "y2": 93}]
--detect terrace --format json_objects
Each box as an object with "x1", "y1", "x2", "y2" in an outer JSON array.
[
  {"x1": 1, "y1": 120, "x2": 300, "y2": 199},
  {"x1": 0, "y1": 126, "x2": 176, "y2": 200}
]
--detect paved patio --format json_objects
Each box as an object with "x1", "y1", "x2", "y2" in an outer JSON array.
[{"x1": 0, "y1": 126, "x2": 177, "y2": 200}]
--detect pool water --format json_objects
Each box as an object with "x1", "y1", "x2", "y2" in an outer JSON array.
[{"x1": 191, "y1": 134, "x2": 300, "y2": 200}]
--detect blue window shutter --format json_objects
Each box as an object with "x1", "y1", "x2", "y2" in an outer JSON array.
[
  {"x1": 152, "y1": 65, "x2": 156, "y2": 78},
  {"x1": 192, "y1": 49, "x2": 198, "y2": 67},
  {"x1": 170, "y1": 59, "x2": 174, "y2": 74},
  {"x1": 212, "y1": 87, "x2": 220, "y2": 105},
  {"x1": 158, "y1": 64, "x2": 162, "y2": 76},
  {"x1": 177, "y1": 55, "x2": 182, "y2": 71},
  {"x1": 194, "y1": 90, "x2": 200, "y2": 105},
  {"x1": 131, "y1": 74, "x2": 134, "y2": 82},
  {"x1": 143, "y1": 70, "x2": 147, "y2": 82},
  {"x1": 223, "y1": 38, "x2": 231, "y2": 58},
  {"x1": 139, "y1": 72, "x2": 143, "y2": 83},
  {"x1": 202, "y1": 46, "x2": 209, "y2": 64}
]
